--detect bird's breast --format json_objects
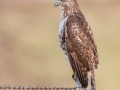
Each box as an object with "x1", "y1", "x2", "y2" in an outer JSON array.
[
  {"x1": 58, "y1": 17, "x2": 71, "y2": 65},
  {"x1": 58, "y1": 17, "x2": 68, "y2": 43}
]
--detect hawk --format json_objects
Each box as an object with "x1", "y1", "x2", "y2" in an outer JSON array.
[{"x1": 54, "y1": 0, "x2": 99, "y2": 90}]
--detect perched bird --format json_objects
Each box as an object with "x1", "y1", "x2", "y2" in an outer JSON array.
[{"x1": 54, "y1": 0, "x2": 99, "y2": 90}]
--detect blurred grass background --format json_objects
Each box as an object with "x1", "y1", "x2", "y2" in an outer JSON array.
[{"x1": 0, "y1": 0, "x2": 120, "y2": 90}]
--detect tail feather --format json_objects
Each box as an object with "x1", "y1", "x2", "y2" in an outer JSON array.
[
  {"x1": 91, "y1": 70, "x2": 96, "y2": 90},
  {"x1": 68, "y1": 54, "x2": 96, "y2": 90},
  {"x1": 74, "y1": 61, "x2": 88, "y2": 88},
  {"x1": 68, "y1": 54, "x2": 88, "y2": 88},
  {"x1": 76, "y1": 71, "x2": 96, "y2": 90}
]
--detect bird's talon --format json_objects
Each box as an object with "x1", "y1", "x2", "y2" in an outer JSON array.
[{"x1": 72, "y1": 72, "x2": 77, "y2": 81}]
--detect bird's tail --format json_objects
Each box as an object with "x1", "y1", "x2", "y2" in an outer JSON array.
[
  {"x1": 76, "y1": 71, "x2": 96, "y2": 90},
  {"x1": 91, "y1": 70, "x2": 96, "y2": 90}
]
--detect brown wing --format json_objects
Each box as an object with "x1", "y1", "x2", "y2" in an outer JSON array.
[
  {"x1": 76, "y1": 12, "x2": 99, "y2": 68},
  {"x1": 65, "y1": 14, "x2": 99, "y2": 88}
]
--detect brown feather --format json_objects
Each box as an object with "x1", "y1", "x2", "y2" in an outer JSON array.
[{"x1": 56, "y1": 0, "x2": 99, "y2": 89}]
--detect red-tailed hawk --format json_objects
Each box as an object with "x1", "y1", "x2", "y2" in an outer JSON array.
[{"x1": 54, "y1": 0, "x2": 99, "y2": 90}]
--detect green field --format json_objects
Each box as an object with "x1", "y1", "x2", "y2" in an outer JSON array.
[{"x1": 0, "y1": 0, "x2": 120, "y2": 90}]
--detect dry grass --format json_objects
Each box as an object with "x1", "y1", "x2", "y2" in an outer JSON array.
[{"x1": 0, "y1": 0, "x2": 120, "y2": 90}]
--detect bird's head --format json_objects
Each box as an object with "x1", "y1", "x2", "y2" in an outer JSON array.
[{"x1": 54, "y1": 0, "x2": 78, "y2": 10}]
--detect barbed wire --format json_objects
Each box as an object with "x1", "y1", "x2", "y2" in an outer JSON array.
[{"x1": 0, "y1": 85, "x2": 82, "y2": 90}]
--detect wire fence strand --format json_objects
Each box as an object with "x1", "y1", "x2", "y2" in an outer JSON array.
[{"x1": 0, "y1": 86, "x2": 82, "y2": 90}]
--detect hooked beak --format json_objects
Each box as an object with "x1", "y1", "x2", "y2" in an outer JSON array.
[{"x1": 54, "y1": 2, "x2": 59, "y2": 7}]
